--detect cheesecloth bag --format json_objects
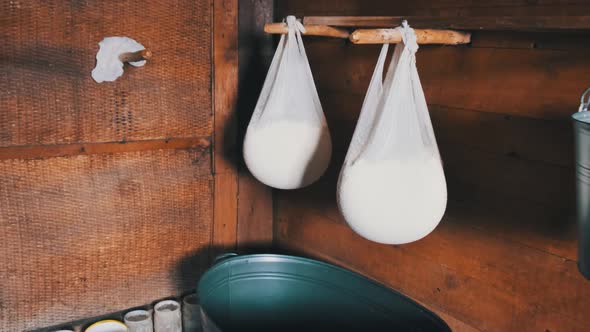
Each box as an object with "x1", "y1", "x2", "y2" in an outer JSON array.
[
  {"x1": 243, "y1": 16, "x2": 332, "y2": 190},
  {"x1": 337, "y1": 21, "x2": 447, "y2": 244}
]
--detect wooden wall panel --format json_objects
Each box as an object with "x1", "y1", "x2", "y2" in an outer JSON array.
[
  {"x1": 275, "y1": 1, "x2": 590, "y2": 331},
  {"x1": 0, "y1": 148, "x2": 212, "y2": 331},
  {"x1": 277, "y1": 0, "x2": 590, "y2": 17},
  {"x1": 275, "y1": 202, "x2": 590, "y2": 332},
  {"x1": 212, "y1": 0, "x2": 239, "y2": 256},
  {"x1": 0, "y1": 0, "x2": 212, "y2": 147},
  {"x1": 322, "y1": 93, "x2": 573, "y2": 167},
  {"x1": 279, "y1": 157, "x2": 577, "y2": 261},
  {"x1": 306, "y1": 40, "x2": 590, "y2": 120},
  {"x1": 0, "y1": 0, "x2": 225, "y2": 330}
]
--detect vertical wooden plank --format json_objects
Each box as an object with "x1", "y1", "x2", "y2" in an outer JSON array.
[
  {"x1": 212, "y1": 0, "x2": 239, "y2": 254},
  {"x1": 238, "y1": 169, "x2": 273, "y2": 249},
  {"x1": 213, "y1": 173, "x2": 238, "y2": 253},
  {"x1": 236, "y1": 0, "x2": 274, "y2": 250}
]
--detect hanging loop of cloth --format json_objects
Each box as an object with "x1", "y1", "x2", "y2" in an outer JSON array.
[
  {"x1": 397, "y1": 20, "x2": 419, "y2": 53},
  {"x1": 286, "y1": 15, "x2": 306, "y2": 34},
  {"x1": 286, "y1": 15, "x2": 307, "y2": 56}
]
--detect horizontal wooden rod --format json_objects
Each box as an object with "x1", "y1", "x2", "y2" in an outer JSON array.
[
  {"x1": 119, "y1": 49, "x2": 152, "y2": 63},
  {"x1": 0, "y1": 137, "x2": 210, "y2": 160},
  {"x1": 264, "y1": 21, "x2": 469, "y2": 45},
  {"x1": 350, "y1": 28, "x2": 471, "y2": 45},
  {"x1": 263, "y1": 23, "x2": 350, "y2": 38}
]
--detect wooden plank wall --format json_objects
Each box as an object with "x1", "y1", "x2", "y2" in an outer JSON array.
[
  {"x1": 212, "y1": 0, "x2": 239, "y2": 258},
  {"x1": 0, "y1": 1, "x2": 239, "y2": 330},
  {"x1": 274, "y1": 1, "x2": 590, "y2": 331}
]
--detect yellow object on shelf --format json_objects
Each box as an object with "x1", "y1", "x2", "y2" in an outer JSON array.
[{"x1": 85, "y1": 320, "x2": 128, "y2": 332}]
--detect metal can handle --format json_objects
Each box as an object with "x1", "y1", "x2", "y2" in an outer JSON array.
[
  {"x1": 213, "y1": 253, "x2": 238, "y2": 265},
  {"x1": 579, "y1": 87, "x2": 590, "y2": 112}
]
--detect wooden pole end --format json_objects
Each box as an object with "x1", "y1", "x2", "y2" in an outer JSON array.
[
  {"x1": 119, "y1": 49, "x2": 152, "y2": 63},
  {"x1": 140, "y1": 49, "x2": 152, "y2": 60}
]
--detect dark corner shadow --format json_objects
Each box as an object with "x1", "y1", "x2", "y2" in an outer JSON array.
[
  {"x1": 230, "y1": 28, "x2": 275, "y2": 171},
  {"x1": 36, "y1": 248, "x2": 450, "y2": 332},
  {"x1": 32, "y1": 244, "x2": 278, "y2": 332},
  {"x1": 173, "y1": 242, "x2": 278, "y2": 296}
]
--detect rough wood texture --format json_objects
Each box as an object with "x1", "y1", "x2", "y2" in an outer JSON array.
[
  {"x1": 213, "y1": 173, "x2": 238, "y2": 254},
  {"x1": 305, "y1": 15, "x2": 590, "y2": 31},
  {"x1": 306, "y1": 40, "x2": 590, "y2": 120},
  {"x1": 0, "y1": 148, "x2": 213, "y2": 331},
  {"x1": 237, "y1": 0, "x2": 274, "y2": 251},
  {"x1": 283, "y1": 1, "x2": 589, "y2": 17},
  {"x1": 276, "y1": 200, "x2": 589, "y2": 332},
  {"x1": 276, "y1": 1, "x2": 590, "y2": 331},
  {"x1": 0, "y1": 137, "x2": 211, "y2": 161},
  {"x1": 264, "y1": 23, "x2": 350, "y2": 38},
  {"x1": 350, "y1": 28, "x2": 471, "y2": 44},
  {"x1": 212, "y1": 0, "x2": 239, "y2": 255},
  {"x1": 237, "y1": 168, "x2": 273, "y2": 249},
  {"x1": 0, "y1": 0, "x2": 212, "y2": 147},
  {"x1": 0, "y1": 0, "x2": 221, "y2": 330},
  {"x1": 322, "y1": 92, "x2": 573, "y2": 167}
]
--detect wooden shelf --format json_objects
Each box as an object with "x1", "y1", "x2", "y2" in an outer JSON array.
[{"x1": 303, "y1": 16, "x2": 590, "y2": 31}]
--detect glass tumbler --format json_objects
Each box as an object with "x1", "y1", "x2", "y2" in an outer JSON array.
[
  {"x1": 124, "y1": 309, "x2": 153, "y2": 332},
  {"x1": 182, "y1": 293, "x2": 202, "y2": 332}
]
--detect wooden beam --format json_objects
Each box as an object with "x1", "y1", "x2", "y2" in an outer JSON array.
[
  {"x1": 212, "y1": 0, "x2": 239, "y2": 256},
  {"x1": 264, "y1": 23, "x2": 350, "y2": 38},
  {"x1": 350, "y1": 28, "x2": 471, "y2": 45},
  {"x1": 304, "y1": 16, "x2": 590, "y2": 31},
  {"x1": 0, "y1": 137, "x2": 210, "y2": 160}
]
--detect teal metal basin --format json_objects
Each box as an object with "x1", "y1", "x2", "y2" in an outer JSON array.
[{"x1": 198, "y1": 254, "x2": 450, "y2": 331}]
